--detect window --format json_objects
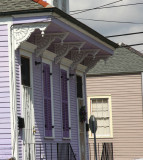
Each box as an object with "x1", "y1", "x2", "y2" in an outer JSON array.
[
  {"x1": 21, "y1": 56, "x2": 30, "y2": 87},
  {"x1": 76, "y1": 75, "x2": 83, "y2": 98},
  {"x1": 88, "y1": 96, "x2": 113, "y2": 138}
]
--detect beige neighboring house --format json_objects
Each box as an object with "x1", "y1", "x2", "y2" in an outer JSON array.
[{"x1": 86, "y1": 47, "x2": 143, "y2": 160}]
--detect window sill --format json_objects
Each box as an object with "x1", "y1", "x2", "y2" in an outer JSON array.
[
  {"x1": 44, "y1": 137, "x2": 55, "y2": 140},
  {"x1": 63, "y1": 137, "x2": 71, "y2": 140},
  {"x1": 89, "y1": 136, "x2": 113, "y2": 139}
]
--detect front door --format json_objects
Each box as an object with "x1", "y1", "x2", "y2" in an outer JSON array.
[
  {"x1": 22, "y1": 85, "x2": 35, "y2": 160},
  {"x1": 20, "y1": 53, "x2": 35, "y2": 160}
]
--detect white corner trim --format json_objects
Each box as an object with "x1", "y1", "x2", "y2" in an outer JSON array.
[{"x1": 20, "y1": 41, "x2": 37, "y2": 53}]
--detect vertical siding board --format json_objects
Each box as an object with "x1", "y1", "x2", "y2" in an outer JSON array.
[
  {"x1": 87, "y1": 74, "x2": 143, "y2": 160},
  {"x1": 0, "y1": 24, "x2": 12, "y2": 159}
]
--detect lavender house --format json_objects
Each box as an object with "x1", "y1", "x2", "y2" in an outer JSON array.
[{"x1": 0, "y1": 0, "x2": 118, "y2": 159}]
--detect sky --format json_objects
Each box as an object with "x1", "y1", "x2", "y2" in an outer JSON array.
[{"x1": 69, "y1": 0, "x2": 143, "y2": 53}]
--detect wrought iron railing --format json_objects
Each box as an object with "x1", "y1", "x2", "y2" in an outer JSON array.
[
  {"x1": 25, "y1": 143, "x2": 76, "y2": 160},
  {"x1": 89, "y1": 142, "x2": 113, "y2": 160},
  {"x1": 57, "y1": 143, "x2": 76, "y2": 160}
]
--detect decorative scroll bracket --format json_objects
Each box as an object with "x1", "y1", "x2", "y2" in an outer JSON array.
[
  {"x1": 70, "y1": 49, "x2": 100, "y2": 70},
  {"x1": 35, "y1": 32, "x2": 69, "y2": 57},
  {"x1": 54, "y1": 42, "x2": 85, "y2": 64},
  {"x1": 12, "y1": 22, "x2": 50, "y2": 50}
]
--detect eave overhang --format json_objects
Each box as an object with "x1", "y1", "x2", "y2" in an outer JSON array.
[{"x1": 6, "y1": 7, "x2": 118, "y2": 72}]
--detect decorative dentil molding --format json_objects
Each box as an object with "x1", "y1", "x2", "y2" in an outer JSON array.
[
  {"x1": 54, "y1": 42, "x2": 85, "y2": 64},
  {"x1": 12, "y1": 22, "x2": 50, "y2": 50},
  {"x1": 35, "y1": 32, "x2": 69, "y2": 57},
  {"x1": 70, "y1": 49, "x2": 99, "y2": 70}
]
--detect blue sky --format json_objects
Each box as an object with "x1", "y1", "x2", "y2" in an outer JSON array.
[{"x1": 70, "y1": 0, "x2": 143, "y2": 52}]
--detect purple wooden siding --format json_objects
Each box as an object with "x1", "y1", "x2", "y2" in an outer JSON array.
[
  {"x1": 30, "y1": 54, "x2": 80, "y2": 159},
  {"x1": 61, "y1": 69, "x2": 69, "y2": 138},
  {"x1": 43, "y1": 63, "x2": 52, "y2": 137},
  {"x1": 0, "y1": 24, "x2": 12, "y2": 159}
]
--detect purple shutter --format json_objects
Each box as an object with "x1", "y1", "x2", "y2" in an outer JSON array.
[
  {"x1": 43, "y1": 63, "x2": 52, "y2": 137},
  {"x1": 61, "y1": 69, "x2": 69, "y2": 138}
]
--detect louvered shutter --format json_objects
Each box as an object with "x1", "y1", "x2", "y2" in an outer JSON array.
[
  {"x1": 61, "y1": 69, "x2": 69, "y2": 138},
  {"x1": 43, "y1": 63, "x2": 52, "y2": 137}
]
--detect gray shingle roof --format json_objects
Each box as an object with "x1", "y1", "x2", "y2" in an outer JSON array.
[
  {"x1": 0, "y1": 0, "x2": 43, "y2": 12},
  {"x1": 87, "y1": 47, "x2": 143, "y2": 75}
]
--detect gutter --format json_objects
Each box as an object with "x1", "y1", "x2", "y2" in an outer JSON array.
[{"x1": 0, "y1": 8, "x2": 118, "y2": 49}]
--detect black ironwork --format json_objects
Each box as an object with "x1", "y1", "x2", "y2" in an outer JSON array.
[
  {"x1": 89, "y1": 143, "x2": 114, "y2": 160},
  {"x1": 57, "y1": 143, "x2": 76, "y2": 160},
  {"x1": 26, "y1": 143, "x2": 76, "y2": 160}
]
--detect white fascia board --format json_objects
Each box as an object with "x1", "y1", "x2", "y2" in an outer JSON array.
[
  {"x1": 8, "y1": 18, "x2": 19, "y2": 159},
  {"x1": 60, "y1": 57, "x2": 73, "y2": 68},
  {"x1": 77, "y1": 64, "x2": 87, "y2": 73},
  {"x1": 20, "y1": 41, "x2": 37, "y2": 53},
  {"x1": 20, "y1": 42, "x2": 87, "y2": 72},
  {"x1": 43, "y1": 50, "x2": 56, "y2": 61}
]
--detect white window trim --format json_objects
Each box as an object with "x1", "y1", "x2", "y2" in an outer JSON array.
[
  {"x1": 20, "y1": 49, "x2": 35, "y2": 143},
  {"x1": 42, "y1": 58, "x2": 55, "y2": 139},
  {"x1": 20, "y1": 49, "x2": 33, "y2": 88},
  {"x1": 60, "y1": 64, "x2": 71, "y2": 139},
  {"x1": 87, "y1": 95, "x2": 113, "y2": 139},
  {"x1": 76, "y1": 72, "x2": 87, "y2": 159}
]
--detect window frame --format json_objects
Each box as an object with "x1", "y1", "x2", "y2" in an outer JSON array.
[
  {"x1": 21, "y1": 56, "x2": 31, "y2": 87},
  {"x1": 20, "y1": 49, "x2": 33, "y2": 89},
  {"x1": 42, "y1": 58, "x2": 55, "y2": 139},
  {"x1": 20, "y1": 49, "x2": 35, "y2": 142},
  {"x1": 87, "y1": 95, "x2": 113, "y2": 139}
]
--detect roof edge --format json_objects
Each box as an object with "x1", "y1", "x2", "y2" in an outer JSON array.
[
  {"x1": 87, "y1": 71, "x2": 142, "y2": 77},
  {"x1": 0, "y1": 7, "x2": 119, "y2": 49}
]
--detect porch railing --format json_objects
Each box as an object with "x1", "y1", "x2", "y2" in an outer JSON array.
[
  {"x1": 57, "y1": 143, "x2": 76, "y2": 160},
  {"x1": 89, "y1": 143, "x2": 113, "y2": 160},
  {"x1": 26, "y1": 143, "x2": 76, "y2": 160}
]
